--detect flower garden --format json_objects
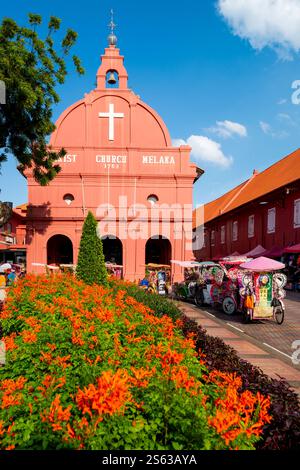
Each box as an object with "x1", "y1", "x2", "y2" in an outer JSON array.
[{"x1": 0, "y1": 274, "x2": 272, "y2": 450}]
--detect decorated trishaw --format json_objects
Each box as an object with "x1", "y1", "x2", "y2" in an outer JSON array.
[
  {"x1": 171, "y1": 258, "x2": 254, "y2": 315},
  {"x1": 238, "y1": 257, "x2": 287, "y2": 324},
  {"x1": 171, "y1": 260, "x2": 240, "y2": 313},
  {"x1": 196, "y1": 261, "x2": 240, "y2": 314},
  {"x1": 170, "y1": 260, "x2": 203, "y2": 303},
  {"x1": 141, "y1": 264, "x2": 171, "y2": 295},
  {"x1": 105, "y1": 263, "x2": 123, "y2": 279}
]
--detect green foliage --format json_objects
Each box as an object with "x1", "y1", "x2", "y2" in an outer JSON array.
[
  {"x1": 109, "y1": 280, "x2": 181, "y2": 322},
  {"x1": 0, "y1": 275, "x2": 269, "y2": 450},
  {"x1": 76, "y1": 211, "x2": 108, "y2": 286},
  {"x1": 0, "y1": 13, "x2": 84, "y2": 185}
]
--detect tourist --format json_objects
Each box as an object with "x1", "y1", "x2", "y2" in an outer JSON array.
[{"x1": 6, "y1": 269, "x2": 17, "y2": 286}]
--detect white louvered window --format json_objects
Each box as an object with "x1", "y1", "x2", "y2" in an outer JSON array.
[
  {"x1": 221, "y1": 225, "x2": 225, "y2": 244},
  {"x1": 267, "y1": 208, "x2": 276, "y2": 234},
  {"x1": 232, "y1": 221, "x2": 238, "y2": 241},
  {"x1": 248, "y1": 215, "x2": 255, "y2": 238},
  {"x1": 294, "y1": 199, "x2": 300, "y2": 228}
]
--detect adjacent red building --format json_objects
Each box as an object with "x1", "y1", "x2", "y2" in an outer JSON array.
[
  {"x1": 0, "y1": 204, "x2": 27, "y2": 264},
  {"x1": 193, "y1": 149, "x2": 300, "y2": 260}
]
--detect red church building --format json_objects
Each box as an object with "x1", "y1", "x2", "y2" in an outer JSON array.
[
  {"x1": 193, "y1": 149, "x2": 300, "y2": 261},
  {"x1": 5, "y1": 27, "x2": 201, "y2": 281}
]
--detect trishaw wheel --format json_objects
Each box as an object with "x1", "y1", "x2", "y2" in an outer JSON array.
[
  {"x1": 194, "y1": 289, "x2": 204, "y2": 307},
  {"x1": 274, "y1": 305, "x2": 284, "y2": 325},
  {"x1": 222, "y1": 297, "x2": 236, "y2": 315}
]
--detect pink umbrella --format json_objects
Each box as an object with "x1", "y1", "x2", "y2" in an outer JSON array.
[
  {"x1": 244, "y1": 245, "x2": 266, "y2": 258},
  {"x1": 283, "y1": 243, "x2": 300, "y2": 253},
  {"x1": 262, "y1": 246, "x2": 284, "y2": 258},
  {"x1": 240, "y1": 256, "x2": 285, "y2": 271}
]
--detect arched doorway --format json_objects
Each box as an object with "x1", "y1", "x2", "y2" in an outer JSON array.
[
  {"x1": 47, "y1": 235, "x2": 73, "y2": 265},
  {"x1": 101, "y1": 236, "x2": 123, "y2": 265},
  {"x1": 145, "y1": 236, "x2": 172, "y2": 265}
]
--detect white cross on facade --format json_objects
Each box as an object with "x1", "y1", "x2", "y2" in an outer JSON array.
[{"x1": 99, "y1": 103, "x2": 124, "y2": 141}]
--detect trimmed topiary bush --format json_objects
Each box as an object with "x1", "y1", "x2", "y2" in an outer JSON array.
[{"x1": 76, "y1": 211, "x2": 107, "y2": 286}]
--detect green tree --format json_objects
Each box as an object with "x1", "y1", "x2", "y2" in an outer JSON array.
[
  {"x1": 0, "y1": 13, "x2": 84, "y2": 186},
  {"x1": 76, "y1": 211, "x2": 108, "y2": 286}
]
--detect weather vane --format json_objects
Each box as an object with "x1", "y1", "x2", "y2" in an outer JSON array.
[
  {"x1": 107, "y1": 9, "x2": 117, "y2": 46},
  {"x1": 108, "y1": 9, "x2": 116, "y2": 35}
]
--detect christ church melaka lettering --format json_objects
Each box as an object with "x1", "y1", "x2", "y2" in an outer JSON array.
[
  {"x1": 57, "y1": 154, "x2": 77, "y2": 163},
  {"x1": 96, "y1": 154, "x2": 127, "y2": 169},
  {"x1": 142, "y1": 155, "x2": 175, "y2": 165}
]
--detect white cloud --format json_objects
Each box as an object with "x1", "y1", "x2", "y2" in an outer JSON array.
[
  {"x1": 260, "y1": 121, "x2": 272, "y2": 135},
  {"x1": 259, "y1": 120, "x2": 289, "y2": 138},
  {"x1": 277, "y1": 98, "x2": 287, "y2": 105},
  {"x1": 172, "y1": 138, "x2": 186, "y2": 147},
  {"x1": 277, "y1": 113, "x2": 296, "y2": 126},
  {"x1": 217, "y1": 0, "x2": 300, "y2": 59},
  {"x1": 207, "y1": 120, "x2": 247, "y2": 138},
  {"x1": 173, "y1": 135, "x2": 233, "y2": 168}
]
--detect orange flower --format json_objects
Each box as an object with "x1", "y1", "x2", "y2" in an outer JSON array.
[
  {"x1": 170, "y1": 366, "x2": 199, "y2": 395},
  {"x1": 0, "y1": 377, "x2": 26, "y2": 410},
  {"x1": 21, "y1": 330, "x2": 37, "y2": 344},
  {"x1": 55, "y1": 355, "x2": 71, "y2": 369},
  {"x1": 72, "y1": 331, "x2": 85, "y2": 346},
  {"x1": 76, "y1": 369, "x2": 132, "y2": 420},
  {"x1": 0, "y1": 377, "x2": 27, "y2": 392},
  {"x1": 44, "y1": 394, "x2": 72, "y2": 432},
  {"x1": 207, "y1": 371, "x2": 271, "y2": 446},
  {"x1": 55, "y1": 376, "x2": 66, "y2": 389},
  {"x1": 40, "y1": 351, "x2": 52, "y2": 363},
  {"x1": 24, "y1": 317, "x2": 41, "y2": 331},
  {"x1": 3, "y1": 333, "x2": 17, "y2": 351},
  {"x1": 160, "y1": 348, "x2": 184, "y2": 371},
  {"x1": 0, "y1": 420, "x2": 5, "y2": 437},
  {"x1": 78, "y1": 417, "x2": 89, "y2": 429},
  {"x1": 129, "y1": 367, "x2": 156, "y2": 388},
  {"x1": 67, "y1": 424, "x2": 76, "y2": 439}
]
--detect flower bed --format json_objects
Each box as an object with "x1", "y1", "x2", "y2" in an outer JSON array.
[
  {"x1": 0, "y1": 274, "x2": 270, "y2": 450},
  {"x1": 109, "y1": 280, "x2": 300, "y2": 450}
]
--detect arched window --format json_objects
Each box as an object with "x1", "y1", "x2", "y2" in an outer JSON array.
[
  {"x1": 145, "y1": 236, "x2": 171, "y2": 265},
  {"x1": 101, "y1": 235, "x2": 123, "y2": 265},
  {"x1": 63, "y1": 194, "x2": 74, "y2": 206},
  {"x1": 147, "y1": 194, "x2": 159, "y2": 206},
  {"x1": 47, "y1": 235, "x2": 73, "y2": 265}
]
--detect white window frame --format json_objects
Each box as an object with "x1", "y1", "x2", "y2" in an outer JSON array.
[
  {"x1": 267, "y1": 207, "x2": 276, "y2": 234},
  {"x1": 294, "y1": 199, "x2": 300, "y2": 228},
  {"x1": 221, "y1": 225, "x2": 226, "y2": 244},
  {"x1": 232, "y1": 221, "x2": 238, "y2": 242},
  {"x1": 203, "y1": 231, "x2": 206, "y2": 248},
  {"x1": 248, "y1": 215, "x2": 255, "y2": 238}
]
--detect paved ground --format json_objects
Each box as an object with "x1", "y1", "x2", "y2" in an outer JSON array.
[{"x1": 177, "y1": 292, "x2": 300, "y2": 396}]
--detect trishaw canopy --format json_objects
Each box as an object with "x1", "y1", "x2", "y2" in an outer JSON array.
[
  {"x1": 170, "y1": 260, "x2": 201, "y2": 268},
  {"x1": 239, "y1": 256, "x2": 285, "y2": 271}
]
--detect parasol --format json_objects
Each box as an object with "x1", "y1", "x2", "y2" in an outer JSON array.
[
  {"x1": 0, "y1": 263, "x2": 12, "y2": 272},
  {"x1": 239, "y1": 256, "x2": 285, "y2": 271}
]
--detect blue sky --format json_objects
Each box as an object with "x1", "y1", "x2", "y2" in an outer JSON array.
[{"x1": 1, "y1": 0, "x2": 300, "y2": 208}]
